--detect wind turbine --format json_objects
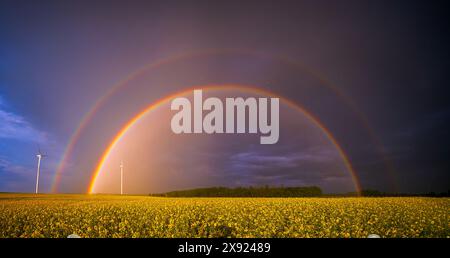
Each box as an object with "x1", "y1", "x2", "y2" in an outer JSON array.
[
  {"x1": 35, "y1": 147, "x2": 46, "y2": 194},
  {"x1": 120, "y1": 160, "x2": 124, "y2": 195}
]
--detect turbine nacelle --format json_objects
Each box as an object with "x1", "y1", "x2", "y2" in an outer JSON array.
[{"x1": 36, "y1": 147, "x2": 47, "y2": 158}]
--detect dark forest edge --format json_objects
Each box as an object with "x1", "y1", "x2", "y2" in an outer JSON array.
[{"x1": 149, "y1": 186, "x2": 450, "y2": 197}]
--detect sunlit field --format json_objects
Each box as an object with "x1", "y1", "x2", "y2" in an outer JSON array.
[{"x1": 0, "y1": 194, "x2": 448, "y2": 238}]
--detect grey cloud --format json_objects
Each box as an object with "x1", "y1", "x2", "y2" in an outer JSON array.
[
  {"x1": 229, "y1": 146, "x2": 340, "y2": 170},
  {"x1": 0, "y1": 107, "x2": 48, "y2": 143},
  {"x1": 0, "y1": 156, "x2": 33, "y2": 177}
]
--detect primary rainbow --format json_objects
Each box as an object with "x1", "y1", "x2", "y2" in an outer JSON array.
[{"x1": 88, "y1": 84, "x2": 362, "y2": 195}]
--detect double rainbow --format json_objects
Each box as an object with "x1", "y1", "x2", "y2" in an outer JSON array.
[{"x1": 51, "y1": 49, "x2": 387, "y2": 194}]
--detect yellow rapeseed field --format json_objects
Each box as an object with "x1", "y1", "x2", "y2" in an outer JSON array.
[{"x1": 0, "y1": 194, "x2": 448, "y2": 238}]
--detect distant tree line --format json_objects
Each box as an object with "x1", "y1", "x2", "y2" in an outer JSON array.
[
  {"x1": 149, "y1": 187, "x2": 450, "y2": 198},
  {"x1": 150, "y1": 186, "x2": 323, "y2": 197}
]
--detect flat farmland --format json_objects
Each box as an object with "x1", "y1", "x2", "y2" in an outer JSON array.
[{"x1": 0, "y1": 194, "x2": 448, "y2": 238}]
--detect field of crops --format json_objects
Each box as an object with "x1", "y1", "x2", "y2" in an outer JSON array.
[{"x1": 0, "y1": 194, "x2": 448, "y2": 238}]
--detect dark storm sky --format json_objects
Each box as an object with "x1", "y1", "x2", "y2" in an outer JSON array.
[{"x1": 0, "y1": 0, "x2": 449, "y2": 193}]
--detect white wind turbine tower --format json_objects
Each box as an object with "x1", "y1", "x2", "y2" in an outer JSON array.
[
  {"x1": 120, "y1": 160, "x2": 124, "y2": 195},
  {"x1": 35, "y1": 147, "x2": 46, "y2": 194}
]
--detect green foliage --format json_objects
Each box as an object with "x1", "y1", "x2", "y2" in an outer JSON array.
[{"x1": 151, "y1": 186, "x2": 323, "y2": 197}]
